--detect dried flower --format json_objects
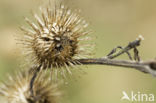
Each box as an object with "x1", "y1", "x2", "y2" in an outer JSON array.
[
  {"x1": 0, "y1": 70, "x2": 61, "y2": 103},
  {"x1": 20, "y1": 2, "x2": 93, "y2": 78}
]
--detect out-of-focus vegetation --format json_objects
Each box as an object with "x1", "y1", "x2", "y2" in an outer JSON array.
[{"x1": 0, "y1": 0, "x2": 156, "y2": 103}]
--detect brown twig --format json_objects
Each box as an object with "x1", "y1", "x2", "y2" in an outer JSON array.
[
  {"x1": 76, "y1": 58, "x2": 156, "y2": 76},
  {"x1": 29, "y1": 64, "x2": 42, "y2": 96},
  {"x1": 75, "y1": 35, "x2": 156, "y2": 77},
  {"x1": 106, "y1": 35, "x2": 143, "y2": 60}
]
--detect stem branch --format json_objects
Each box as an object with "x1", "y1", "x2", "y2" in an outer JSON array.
[
  {"x1": 76, "y1": 58, "x2": 156, "y2": 76},
  {"x1": 29, "y1": 64, "x2": 41, "y2": 96}
]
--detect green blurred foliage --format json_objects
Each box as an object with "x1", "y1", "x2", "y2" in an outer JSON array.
[{"x1": 0, "y1": 0, "x2": 156, "y2": 103}]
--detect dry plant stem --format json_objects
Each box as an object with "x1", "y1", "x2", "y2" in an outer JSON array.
[
  {"x1": 76, "y1": 58, "x2": 156, "y2": 76},
  {"x1": 106, "y1": 38, "x2": 141, "y2": 59},
  {"x1": 30, "y1": 64, "x2": 41, "y2": 96},
  {"x1": 76, "y1": 37, "x2": 156, "y2": 76}
]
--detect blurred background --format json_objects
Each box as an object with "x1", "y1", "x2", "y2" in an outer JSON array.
[{"x1": 0, "y1": 0, "x2": 156, "y2": 103}]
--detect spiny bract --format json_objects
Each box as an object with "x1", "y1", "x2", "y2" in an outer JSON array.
[
  {"x1": 0, "y1": 71, "x2": 61, "y2": 103},
  {"x1": 20, "y1": 2, "x2": 92, "y2": 77}
]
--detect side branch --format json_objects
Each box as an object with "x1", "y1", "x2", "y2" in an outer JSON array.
[
  {"x1": 76, "y1": 58, "x2": 156, "y2": 76},
  {"x1": 106, "y1": 36, "x2": 141, "y2": 59}
]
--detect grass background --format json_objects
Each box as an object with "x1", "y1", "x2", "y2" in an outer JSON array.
[{"x1": 0, "y1": 0, "x2": 156, "y2": 103}]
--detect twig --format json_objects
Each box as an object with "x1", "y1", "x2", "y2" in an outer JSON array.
[
  {"x1": 106, "y1": 46, "x2": 133, "y2": 60},
  {"x1": 29, "y1": 64, "x2": 41, "y2": 96},
  {"x1": 106, "y1": 35, "x2": 143, "y2": 60},
  {"x1": 76, "y1": 58, "x2": 156, "y2": 76},
  {"x1": 75, "y1": 35, "x2": 156, "y2": 77}
]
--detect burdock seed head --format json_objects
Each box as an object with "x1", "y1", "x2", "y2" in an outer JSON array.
[
  {"x1": 20, "y1": 1, "x2": 93, "y2": 77},
  {"x1": 0, "y1": 71, "x2": 61, "y2": 103}
]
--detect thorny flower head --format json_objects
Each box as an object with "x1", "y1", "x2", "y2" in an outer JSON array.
[
  {"x1": 20, "y1": 2, "x2": 93, "y2": 78},
  {"x1": 0, "y1": 71, "x2": 61, "y2": 103}
]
